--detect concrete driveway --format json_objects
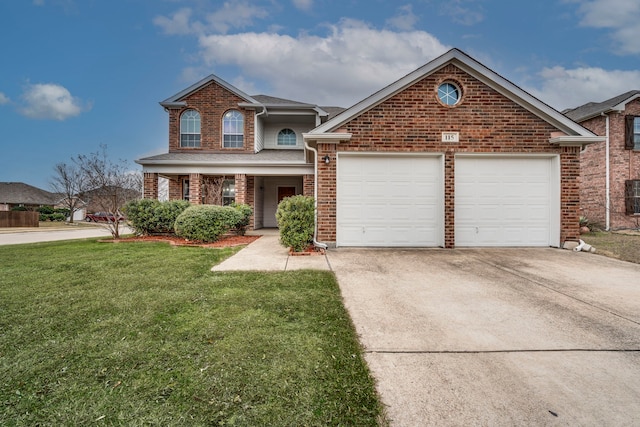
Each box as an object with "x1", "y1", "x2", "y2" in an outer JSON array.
[{"x1": 328, "y1": 248, "x2": 640, "y2": 426}]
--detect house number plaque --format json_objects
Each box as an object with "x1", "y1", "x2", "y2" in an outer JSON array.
[{"x1": 441, "y1": 132, "x2": 459, "y2": 142}]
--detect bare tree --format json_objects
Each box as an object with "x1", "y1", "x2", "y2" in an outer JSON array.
[
  {"x1": 202, "y1": 176, "x2": 225, "y2": 205},
  {"x1": 76, "y1": 145, "x2": 142, "y2": 238},
  {"x1": 50, "y1": 162, "x2": 86, "y2": 223}
]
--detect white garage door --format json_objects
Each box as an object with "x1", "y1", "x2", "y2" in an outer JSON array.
[
  {"x1": 337, "y1": 154, "x2": 443, "y2": 247},
  {"x1": 455, "y1": 156, "x2": 559, "y2": 247}
]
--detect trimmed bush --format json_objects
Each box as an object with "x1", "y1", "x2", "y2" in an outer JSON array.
[
  {"x1": 174, "y1": 205, "x2": 243, "y2": 242},
  {"x1": 276, "y1": 195, "x2": 315, "y2": 252},
  {"x1": 230, "y1": 203, "x2": 253, "y2": 235},
  {"x1": 124, "y1": 199, "x2": 190, "y2": 235}
]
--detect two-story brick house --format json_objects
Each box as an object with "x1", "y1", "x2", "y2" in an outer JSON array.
[
  {"x1": 138, "y1": 48, "x2": 601, "y2": 248},
  {"x1": 564, "y1": 91, "x2": 640, "y2": 230}
]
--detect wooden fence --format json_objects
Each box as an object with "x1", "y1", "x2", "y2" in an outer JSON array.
[{"x1": 0, "y1": 211, "x2": 39, "y2": 227}]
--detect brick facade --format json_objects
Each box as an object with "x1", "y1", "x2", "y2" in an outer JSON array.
[
  {"x1": 578, "y1": 99, "x2": 640, "y2": 229},
  {"x1": 168, "y1": 81, "x2": 255, "y2": 153},
  {"x1": 315, "y1": 64, "x2": 579, "y2": 247}
]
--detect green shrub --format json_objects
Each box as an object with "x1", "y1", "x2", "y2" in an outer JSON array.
[
  {"x1": 37, "y1": 206, "x2": 54, "y2": 215},
  {"x1": 174, "y1": 205, "x2": 243, "y2": 242},
  {"x1": 276, "y1": 195, "x2": 315, "y2": 252},
  {"x1": 51, "y1": 213, "x2": 66, "y2": 222},
  {"x1": 230, "y1": 203, "x2": 253, "y2": 235},
  {"x1": 124, "y1": 199, "x2": 190, "y2": 235}
]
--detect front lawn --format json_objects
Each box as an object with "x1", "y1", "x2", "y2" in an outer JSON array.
[
  {"x1": 581, "y1": 231, "x2": 640, "y2": 264},
  {"x1": 0, "y1": 240, "x2": 383, "y2": 426}
]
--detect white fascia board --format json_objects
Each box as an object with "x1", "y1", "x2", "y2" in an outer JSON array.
[
  {"x1": 612, "y1": 93, "x2": 640, "y2": 111},
  {"x1": 141, "y1": 164, "x2": 313, "y2": 176},
  {"x1": 302, "y1": 132, "x2": 352, "y2": 144},
  {"x1": 549, "y1": 136, "x2": 604, "y2": 147}
]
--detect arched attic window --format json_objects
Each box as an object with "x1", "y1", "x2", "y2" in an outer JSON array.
[{"x1": 277, "y1": 128, "x2": 297, "y2": 146}]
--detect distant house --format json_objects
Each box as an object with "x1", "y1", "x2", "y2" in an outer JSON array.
[
  {"x1": 0, "y1": 182, "x2": 58, "y2": 211},
  {"x1": 564, "y1": 91, "x2": 640, "y2": 229},
  {"x1": 139, "y1": 48, "x2": 601, "y2": 248}
]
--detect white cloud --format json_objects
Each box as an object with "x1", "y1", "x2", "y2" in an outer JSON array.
[
  {"x1": 153, "y1": 8, "x2": 197, "y2": 35},
  {"x1": 19, "y1": 83, "x2": 90, "y2": 120},
  {"x1": 574, "y1": 0, "x2": 640, "y2": 54},
  {"x1": 0, "y1": 92, "x2": 9, "y2": 105},
  {"x1": 197, "y1": 19, "x2": 449, "y2": 106},
  {"x1": 154, "y1": 1, "x2": 268, "y2": 36},
  {"x1": 292, "y1": 0, "x2": 313, "y2": 12},
  {"x1": 527, "y1": 66, "x2": 640, "y2": 110},
  {"x1": 386, "y1": 4, "x2": 419, "y2": 31},
  {"x1": 441, "y1": 0, "x2": 484, "y2": 26}
]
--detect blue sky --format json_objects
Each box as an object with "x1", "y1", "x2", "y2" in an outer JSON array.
[{"x1": 2, "y1": 0, "x2": 640, "y2": 189}]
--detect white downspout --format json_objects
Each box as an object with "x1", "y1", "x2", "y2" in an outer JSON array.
[
  {"x1": 604, "y1": 113, "x2": 610, "y2": 231},
  {"x1": 303, "y1": 139, "x2": 328, "y2": 250}
]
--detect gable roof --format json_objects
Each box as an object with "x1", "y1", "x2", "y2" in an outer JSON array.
[
  {"x1": 307, "y1": 48, "x2": 596, "y2": 139},
  {"x1": 160, "y1": 74, "x2": 259, "y2": 108},
  {"x1": 563, "y1": 90, "x2": 640, "y2": 122},
  {"x1": 0, "y1": 182, "x2": 58, "y2": 205}
]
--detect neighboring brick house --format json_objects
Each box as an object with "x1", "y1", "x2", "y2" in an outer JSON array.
[
  {"x1": 564, "y1": 91, "x2": 640, "y2": 230},
  {"x1": 0, "y1": 182, "x2": 58, "y2": 211},
  {"x1": 138, "y1": 48, "x2": 601, "y2": 248}
]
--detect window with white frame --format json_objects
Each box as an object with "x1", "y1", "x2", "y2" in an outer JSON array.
[
  {"x1": 277, "y1": 128, "x2": 297, "y2": 146},
  {"x1": 634, "y1": 117, "x2": 640, "y2": 150},
  {"x1": 182, "y1": 179, "x2": 190, "y2": 201},
  {"x1": 222, "y1": 179, "x2": 235, "y2": 205},
  {"x1": 223, "y1": 110, "x2": 244, "y2": 148},
  {"x1": 180, "y1": 109, "x2": 201, "y2": 147}
]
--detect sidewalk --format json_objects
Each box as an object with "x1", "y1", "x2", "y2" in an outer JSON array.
[{"x1": 212, "y1": 229, "x2": 332, "y2": 272}]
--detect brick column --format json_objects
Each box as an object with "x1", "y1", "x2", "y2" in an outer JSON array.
[
  {"x1": 143, "y1": 173, "x2": 158, "y2": 200},
  {"x1": 444, "y1": 152, "x2": 455, "y2": 249},
  {"x1": 189, "y1": 173, "x2": 202, "y2": 204},
  {"x1": 303, "y1": 174, "x2": 315, "y2": 197},
  {"x1": 235, "y1": 173, "x2": 247, "y2": 204},
  {"x1": 169, "y1": 178, "x2": 182, "y2": 201}
]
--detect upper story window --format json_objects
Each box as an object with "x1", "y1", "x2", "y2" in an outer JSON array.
[
  {"x1": 223, "y1": 110, "x2": 244, "y2": 148},
  {"x1": 277, "y1": 128, "x2": 297, "y2": 146},
  {"x1": 624, "y1": 115, "x2": 640, "y2": 150},
  {"x1": 180, "y1": 109, "x2": 201, "y2": 148}
]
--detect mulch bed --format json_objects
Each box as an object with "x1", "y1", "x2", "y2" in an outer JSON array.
[{"x1": 109, "y1": 234, "x2": 260, "y2": 248}]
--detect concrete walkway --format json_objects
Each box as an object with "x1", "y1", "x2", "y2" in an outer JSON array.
[
  {"x1": 0, "y1": 225, "x2": 131, "y2": 245},
  {"x1": 212, "y1": 229, "x2": 331, "y2": 271}
]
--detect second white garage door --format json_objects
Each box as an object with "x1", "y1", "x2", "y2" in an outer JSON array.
[
  {"x1": 455, "y1": 156, "x2": 560, "y2": 247},
  {"x1": 337, "y1": 154, "x2": 443, "y2": 247}
]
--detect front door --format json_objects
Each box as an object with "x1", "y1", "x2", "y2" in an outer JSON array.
[{"x1": 277, "y1": 186, "x2": 296, "y2": 202}]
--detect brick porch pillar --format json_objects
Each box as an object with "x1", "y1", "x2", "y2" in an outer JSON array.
[
  {"x1": 235, "y1": 173, "x2": 247, "y2": 204},
  {"x1": 189, "y1": 173, "x2": 202, "y2": 204},
  {"x1": 143, "y1": 173, "x2": 158, "y2": 200}
]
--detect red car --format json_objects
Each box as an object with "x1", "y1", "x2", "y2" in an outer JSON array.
[{"x1": 85, "y1": 212, "x2": 125, "y2": 222}]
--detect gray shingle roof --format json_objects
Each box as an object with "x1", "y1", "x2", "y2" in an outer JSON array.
[
  {"x1": 563, "y1": 90, "x2": 640, "y2": 122},
  {"x1": 0, "y1": 182, "x2": 58, "y2": 205}
]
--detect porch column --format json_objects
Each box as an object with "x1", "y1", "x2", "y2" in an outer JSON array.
[
  {"x1": 303, "y1": 174, "x2": 314, "y2": 197},
  {"x1": 169, "y1": 178, "x2": 182, "y2": 201},
  {"x1": 189, "y1": 173, "x2": 202, "y2": 204},
  {"x1": 143, "y1": 173, "x2": 159, "y2": 200},
  {"x1": 235, "y1": 173, "x2": 247, "y2": 204}
]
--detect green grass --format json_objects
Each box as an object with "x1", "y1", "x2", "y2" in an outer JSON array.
[{"x1": 0, "y1": 240, "x2": 383, "y2": 426}]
